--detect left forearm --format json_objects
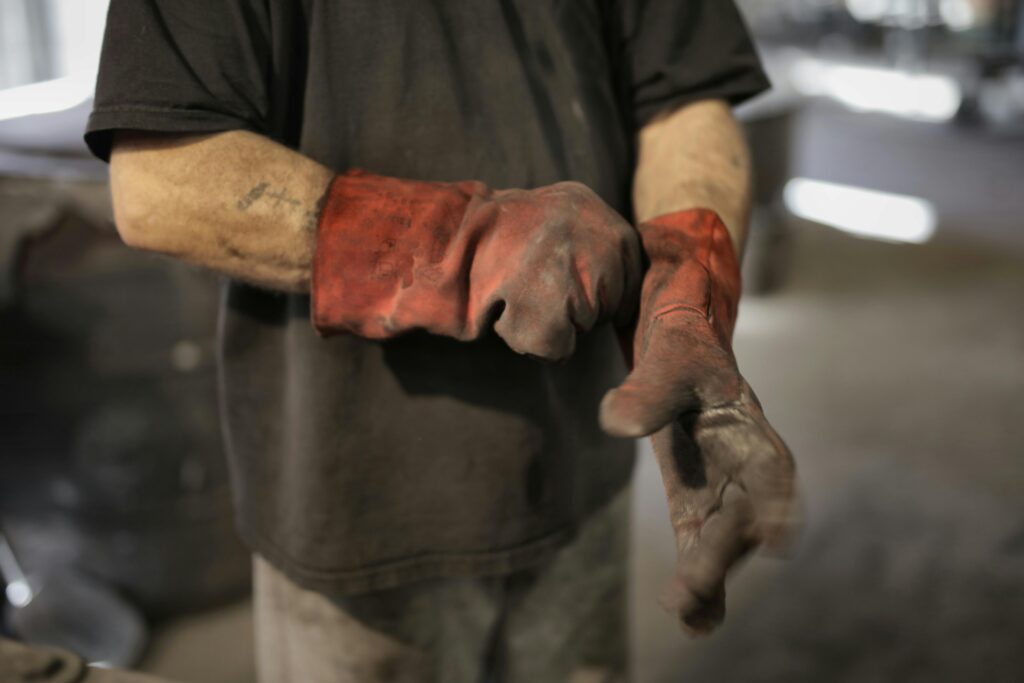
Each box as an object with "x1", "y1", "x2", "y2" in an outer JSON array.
[
  {"x1": 607, "y1": 100, "x2": 798, "y2": 636},
  {"x1": 632, "y1": 99, "x2": 752, "y2": 255}
]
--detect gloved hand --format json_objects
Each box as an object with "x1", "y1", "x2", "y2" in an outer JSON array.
[
  {"x1": 312, "y1": 170, "x2": 642, "y2": 360},
  {"x1": 600, "y1": 208, "x2": 798, "y2": 635}
]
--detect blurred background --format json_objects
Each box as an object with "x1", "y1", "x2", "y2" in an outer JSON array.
[{"x1": 0, "y1": 0, "x2": 1021, "y2": 681}]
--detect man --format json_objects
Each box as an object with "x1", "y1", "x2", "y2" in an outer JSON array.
[{"x1": 85, "y1": 1, "x2": 797, "y2": 680}]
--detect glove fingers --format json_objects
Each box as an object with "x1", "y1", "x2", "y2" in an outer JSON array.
[
  {"x1": 665, "y1": 481, "x2": 755, "y2": 635},
  {"x1": 652, "y1": 419, "x2": 758, "y2": 636},
  {"x1": 662, "y1": 577, "x2": 725, "y2": 637},
  {"x1": 494, "y1": 294, "x2": 578, "y2": 361},
  {"x1": 691, "y1": 402, "x2": 800, "y2": 555},
  {"x1": 736, "y1": 412, "x2": 801, "y2": 553}
]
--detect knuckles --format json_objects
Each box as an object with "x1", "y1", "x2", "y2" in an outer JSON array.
[{"x1": 488, "y1": 181, "x2": 642, "y2": 342}]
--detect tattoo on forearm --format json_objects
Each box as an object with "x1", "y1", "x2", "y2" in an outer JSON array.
[
  {"x1": 237, "y1": 181, "x2": 303, "y2": 211},
  {"x1": 303, "y1": 187, "x2": 330, "y2": 233},
  {"x1": 302, "y1": 210, "x2": 319, "y2": 233},
  {"x1": 237, "y1": 182, "x2": 269, "y2": 211},
  {"x1": 266, "y1": 188, "x2": 302, "y2": 209}
]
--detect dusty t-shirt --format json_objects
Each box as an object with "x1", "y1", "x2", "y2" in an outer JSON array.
[{"x1": 86, "y1": 0, "x2": 769, "y2": 595}]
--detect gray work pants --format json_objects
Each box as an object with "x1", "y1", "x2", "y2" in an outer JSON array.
[{"x1": 254, "y1": 487, "x2": 631, "y2": 683}]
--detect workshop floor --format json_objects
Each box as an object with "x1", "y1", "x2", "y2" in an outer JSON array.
[{"x1": 137, "y1": 108, "x2": 1024, "y2": 682}]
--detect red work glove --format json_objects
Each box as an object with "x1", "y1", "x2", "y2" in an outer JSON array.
[
  {"x1": 600, "y1": 208, "x2": 799, "y2": 635},
  {"x1": 312, "y1": 170, "x2": 642, "y2": 360}
]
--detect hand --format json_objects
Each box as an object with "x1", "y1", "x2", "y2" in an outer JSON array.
[
  {"x1": 600, "y1": 209, "x2": 798, "y2": 634},
  {"x1": 312, "y1": 170, "x2": 642, "y2": 360}
]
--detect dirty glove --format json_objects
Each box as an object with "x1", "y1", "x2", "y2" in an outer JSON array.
[
  {"x1": 312, "y1": 170, "x2": 642, "y2": 360},
  {"x1": 600, "y1": 208, "x2": 799, "y2": 635}
]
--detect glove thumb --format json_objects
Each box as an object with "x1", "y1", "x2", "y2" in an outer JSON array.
[
  {"x1": 599, "y1": 354, "x2": 701, "y2": 438},
  {"x1": 601, "y1": 308, "x2": 742, "y2": 438}
]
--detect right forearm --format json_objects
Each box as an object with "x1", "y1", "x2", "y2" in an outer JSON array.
[{"x1": 110, "y1": 130, "x2": 334, "y2": 292}]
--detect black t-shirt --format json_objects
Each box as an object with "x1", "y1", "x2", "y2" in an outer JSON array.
[{"x1": 86, "y1": 0, "x2": 769, "y2": 595}]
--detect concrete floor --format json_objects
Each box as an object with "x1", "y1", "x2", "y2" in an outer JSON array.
[{"x1": 136, "y1": 105, "x2": 1024, "y2": 681}]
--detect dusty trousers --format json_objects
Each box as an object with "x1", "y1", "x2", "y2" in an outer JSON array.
[{"x1": 253, "y1": 487, "x2": 631, "y2": 683}]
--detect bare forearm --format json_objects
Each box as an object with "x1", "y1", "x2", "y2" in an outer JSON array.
[
  {"x1": 632, "y1": 99, "x2": 752, "y2": 254},
  {"x1": 110, "y1": 130, "x2": 334, "y2": 292}
]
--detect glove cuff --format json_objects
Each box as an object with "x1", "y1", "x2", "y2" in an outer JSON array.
[
  {"x1": 311, "y1": 169, "x2": 483, "y2": 338},
  {"x1": 638, "y1": 208, "x2": 741, "y2": 342}
]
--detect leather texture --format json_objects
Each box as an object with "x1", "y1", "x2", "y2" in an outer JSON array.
[
  {"x1": 312, "y1": 170, "x2": 642, "y2": 361},
  {"x1": 600, "y1": 208, "x2": 799, "y2": 635}
]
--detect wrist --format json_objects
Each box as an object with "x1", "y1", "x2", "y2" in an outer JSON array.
[
  {"x1": 311, "y1": 169, "x2": 481, "y2": 338},
  {"x1": 637, "y1": 208, "x2": 741, "y2": 342}
]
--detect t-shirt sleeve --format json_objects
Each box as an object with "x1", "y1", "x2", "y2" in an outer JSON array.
[
  {"x1": 619, "y1": 0, "x2": 771, "y2": 128},
  {"x1": 85, "y1": 0, "x2": 273, "y2": 162}
]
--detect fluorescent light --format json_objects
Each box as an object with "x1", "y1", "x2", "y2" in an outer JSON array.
[
  {"x1": 0, "y1": 74, "x2": 94, "y2": 123},
  {"x1": 5, "y1": 579, "x2": 32, "y2": 608},
  {"x1": 940, "y1": 0, "x2": 979, "y2": 31},
  {"x1": 845, "y1": 0, "x2": 890, "y2": 22},
  {"x1": 784, "y1": 178, "x2": 937, "y2": 244},
  {"x1": 789, "y1": 56, "x2": 962, "y2": 123}
]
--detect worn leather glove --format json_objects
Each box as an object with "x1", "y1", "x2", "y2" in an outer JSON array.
[
  {"x1": 312, "y1": 170, "x2": 642, "y2": 360},
  {"x1": 600, "y1": 208, "x2": 798, "y2": 635}
]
